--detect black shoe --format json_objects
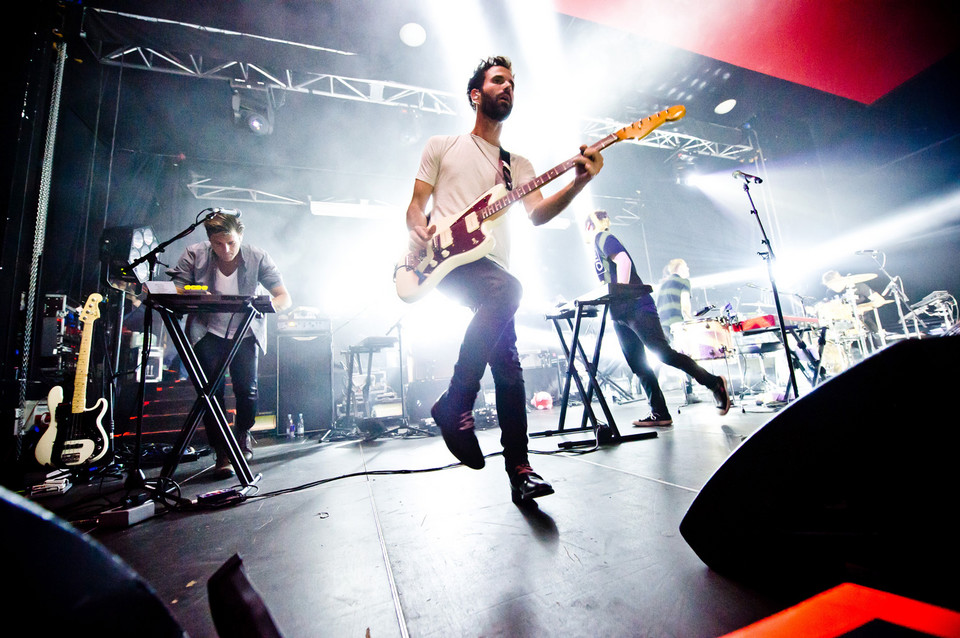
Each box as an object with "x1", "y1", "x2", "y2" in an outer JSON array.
[
  {"x1": 712, "y1": 376, "x2": 731, "y2": 416},
  {"x1": 431, "y1": 392, "x2": 485, "y2": 469},
  {"x1": 632, "y1": 414, "x2": 673, "y2": 427},
  {"x1": 213, "y1": 455, "x2": 236, "y2": 480},
  {"x1": 509, "y1": 464, "x2": 554, "y2": 505}
]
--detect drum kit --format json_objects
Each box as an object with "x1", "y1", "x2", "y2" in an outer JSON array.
[
  {"x1": 814, "y1": 273, "x2": 892, "y2": 366},
  {"x1": 668, "y1": 272, "x2": 896, "y2": 398}
]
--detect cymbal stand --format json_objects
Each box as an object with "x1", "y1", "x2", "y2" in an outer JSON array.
[
  {"x1": 868, "y1": 251, "x2": 919, "y2": 337},
  {"x1": 736, "y1": 172, "x2": 800, "y2": 400}
]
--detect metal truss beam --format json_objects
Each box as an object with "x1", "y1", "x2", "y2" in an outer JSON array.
[
  {"x1": 582, "y1": 117, "x2": 756, "y2": 162},
  {"x1": 87, "y1": 43, "x2": 460, "y2": 115},
  {"x1": 187, "y1": 178, "x2": 305, "y2": 206}
]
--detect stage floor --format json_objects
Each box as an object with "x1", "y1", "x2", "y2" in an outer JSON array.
[{"x1": 31, "y1": 384, "x2": 957, "y2": 637}]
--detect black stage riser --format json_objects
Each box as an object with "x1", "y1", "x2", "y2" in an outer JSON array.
[{"x1": 679, "y1": 335, "x2": 960, "y2": 603}]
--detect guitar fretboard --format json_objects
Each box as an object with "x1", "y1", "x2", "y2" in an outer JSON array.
[{"x1": 477, "y1": 130, "x2": 621, "y2": 224}]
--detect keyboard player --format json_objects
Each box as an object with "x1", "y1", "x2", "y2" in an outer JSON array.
[
  {"x1": 166, "y1": 212, "x2": 292, "y2": 479},
  {"x1": 584, "y1": 211, "x2": 730, "y2": 427}
]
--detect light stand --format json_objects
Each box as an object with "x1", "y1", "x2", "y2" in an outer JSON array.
[{"x1": 736, "y1": 172, "x2": 800, "y2": 401}]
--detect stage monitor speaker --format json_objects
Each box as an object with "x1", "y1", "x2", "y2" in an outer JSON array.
[
  {"x1": 0, "y1": 486, "x2": 183, "y2": 635},
  {"x1": 679, "y1": 336, "x2": 960, "y2": 603},
  {"x1": 277, "y1": 332, "x2": 333, "y2": 435}
]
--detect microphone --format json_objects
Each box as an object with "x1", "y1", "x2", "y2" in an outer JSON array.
[
  {"x1": 855, "y1": 249, "x2": 877, "y2": 255},
  {"x1": 732, "y1": 170, "x2": 763, "y2": 184}
]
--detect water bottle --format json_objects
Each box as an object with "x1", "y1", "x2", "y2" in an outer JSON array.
[
  {"x1": 296, "y1": 413, "x2": 305, "y2": 438},
  {"x1": 287, "y1": 414, "x2": 295, "y2": 439}
]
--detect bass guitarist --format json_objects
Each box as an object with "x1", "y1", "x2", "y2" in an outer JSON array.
[{"x1": 404, "y1": 55, "x2": 604, "y2": 504}]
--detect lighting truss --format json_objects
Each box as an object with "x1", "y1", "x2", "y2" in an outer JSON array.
[
  {"x1": 582, "y1": 117, "x2": 756, "y2": 161},
  {"x1": 187, "y1": 177, "x2": 305, "y2": 206},
  {"x1": 86, "y1": 43, "x2": 460, "y2": 116}
]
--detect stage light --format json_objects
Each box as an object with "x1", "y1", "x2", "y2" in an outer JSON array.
[
  {"x1": 231, "y1": 89, "x2": 276, "y2": 135},
  {"x1": 100, "y1": 226, "x2": 159, "y2": 288},
  {"x1": 714, "y1": 98, "x2": 737, "y2": 115},
  {"x1": 399, "y1": 23, "x2": 426, "y2": 47}
]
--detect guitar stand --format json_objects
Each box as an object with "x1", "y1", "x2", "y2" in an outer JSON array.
[
  {"x1": 535, "y1": 298, "x2": 657, "y2": 449},
  {"x1": 151, "y1": 298, "x2": 263, "y2": 492}
]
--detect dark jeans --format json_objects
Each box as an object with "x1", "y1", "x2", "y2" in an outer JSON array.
[
  {"x1": 611, "y1": 298, "x2": 719, "y2": 417},
  {"x1": 437, "y1": 258, "x2": 528, "y2": 469},
  {"x1": 194, "y1": 333, "x2": 259, "y2": 454}
]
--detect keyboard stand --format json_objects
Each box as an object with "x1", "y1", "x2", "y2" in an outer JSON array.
[
  {"x1": 151, "y1": 299, "x2": 263, "y2": 491},
  {"x1": 537, "y1": 295, "x2": 657, "y2": 449}
]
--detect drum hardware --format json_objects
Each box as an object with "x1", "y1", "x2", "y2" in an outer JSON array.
[
  {"x1": 830, "y1": 273, "x2": 877, "y2": 288},
  {"x1": 859, "y1": 251, "x2": 921, "y2": 338}
]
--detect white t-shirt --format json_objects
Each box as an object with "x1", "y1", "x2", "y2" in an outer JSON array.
[
  {"x1": 416, "y1": 134, "x2": 535, "y2": 269},
  {"x1": 205, "y1": 268, "x2": 243, "y2": 339}
]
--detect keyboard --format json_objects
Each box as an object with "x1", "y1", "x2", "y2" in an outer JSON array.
[{"x1": 147, "y1": 293, "x2": 274, "y2": 314}]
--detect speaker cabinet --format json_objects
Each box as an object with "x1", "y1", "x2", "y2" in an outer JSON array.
[
  {"x1": 277, "y1": 333, "x2": 333, "y2": 435},
  {"x1": 680, "y1": 336, "x2": 960, "y2": 602},
  {"x1": 1, "y1": 486, "x2": 183, "y2": 635}
]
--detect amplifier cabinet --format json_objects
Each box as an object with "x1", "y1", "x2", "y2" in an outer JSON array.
[{"x1": 276, "y1": 332, "x2": 333, "y2": 435}]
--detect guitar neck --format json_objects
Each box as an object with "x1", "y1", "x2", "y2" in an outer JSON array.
[
  {"x1": 479, "y1": 131, "x2": 621, "y2": 224},
  {"x1": 71, "y1": 322, "x2": 94, "y2": 413}
]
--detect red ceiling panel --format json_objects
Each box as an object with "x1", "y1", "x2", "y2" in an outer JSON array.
[{"x1": 553, "y1": 0, "x2": 959, "y2": 104}]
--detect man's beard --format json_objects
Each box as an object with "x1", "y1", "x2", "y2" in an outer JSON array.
[{"x1": 481, "y1": 95, "x2": 512, "y2": 122}]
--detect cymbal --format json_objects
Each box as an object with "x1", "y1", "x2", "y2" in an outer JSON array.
[
  {"x1": 857, "y1": 298, "x2": 893, "y2": 312},
  {"x1": 835, "y1": 273, "x2": 877, "y2": 287}
]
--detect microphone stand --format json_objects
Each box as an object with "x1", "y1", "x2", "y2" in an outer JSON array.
[
  {"x1": 386, "y1": 317, "x2": 408, "y2": 427},
  {"x1": 737, "y1": 173, "x2": 800, "y2": 401}
]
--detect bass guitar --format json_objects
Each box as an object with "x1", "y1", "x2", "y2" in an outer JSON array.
[
  {"x1": 35, "y1": 293, "x2": 110, "y2": 468},
  {"x1": 394, "y1": 105, "x2": 686, "y2": 303}
]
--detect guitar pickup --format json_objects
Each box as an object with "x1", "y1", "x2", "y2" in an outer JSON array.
[{"x1": 464, "y1": 212, "x2": 480, "y2": 233}]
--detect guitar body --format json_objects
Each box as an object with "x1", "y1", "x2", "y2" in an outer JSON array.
[
  {"x1": 34, "y1": 385, "x2": 63, "y2": 468},
  {"x1": 34, "y1": 293, "x2": 111, "y2": 468},
  {"x1": 394, "y1": 106, "x2": 687, "y2": 303},
  {"x1": 396, "y1": 184, "x2": 509, "y2": 303},
  {"x1": 37, "y1": 385, "x2": 109, "y2": 468}
]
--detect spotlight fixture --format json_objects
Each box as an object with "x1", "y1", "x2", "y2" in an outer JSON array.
[
  {"x1": 231, "y1": 88, "x2": 278, "y2": 135},
  {"x1": 100, "y1": 226, "x2": 158, "y2": 288},
  {"x1": 399, "y1": 22, "x2": 426, "y2": 47},
  {"x1": 714, "y1": 98, "x2": 737, "y2": 115}
]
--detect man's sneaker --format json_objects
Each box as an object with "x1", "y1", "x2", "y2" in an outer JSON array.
[
  {"x1": 431, "y1": 392, "x2": 485, "y2": 469},
  {"x1": 713, "y1": 376, "x2": 732, "y2": 416},
  {"x1": 509, "y1": 463, "x2": 554, "y2": 505},
  {"x1": 632, "y1": 414, "x2": 673, "y2": 427},
  {"x1": 236, "y1": 430, "x2": 254, "y2": 462}
]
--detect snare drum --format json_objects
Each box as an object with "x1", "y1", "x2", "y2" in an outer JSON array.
[{"x1": 671, "y1": 319, "x2": 736, "y2": 360}]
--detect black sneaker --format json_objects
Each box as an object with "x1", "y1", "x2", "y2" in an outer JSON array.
[
  {"x1": 632, "y1": 414, "x2": 673, "y2": 427},
  {"x1": 509, "y1": 463, "x2": 554, "y2": 505},
  {"x1": 712, "y1": 376, "x2": 731, "y2": 416},
  {"x1": 431, "y1": 392, "x2": 485, "y2": 469}
]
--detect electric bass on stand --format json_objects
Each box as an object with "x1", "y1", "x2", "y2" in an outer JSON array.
[
  {"x1": 35, "y1": 293, "x2": 110, "y2": 468},
  {"x1": 394, "y1": 105, "x2": 687, "y2": 303}
]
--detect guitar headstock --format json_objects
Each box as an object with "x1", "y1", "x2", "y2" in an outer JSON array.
[
  {"x1": 616, "y1": 105, "x2": 686, "y2": 142},
  {"x1": 79, "y1": 293, "x2": 103, "y2": 324}
]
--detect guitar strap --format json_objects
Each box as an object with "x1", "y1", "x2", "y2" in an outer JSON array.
[{"x1": 499, "y1": 147, "x2": 513, "y2": 191}]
